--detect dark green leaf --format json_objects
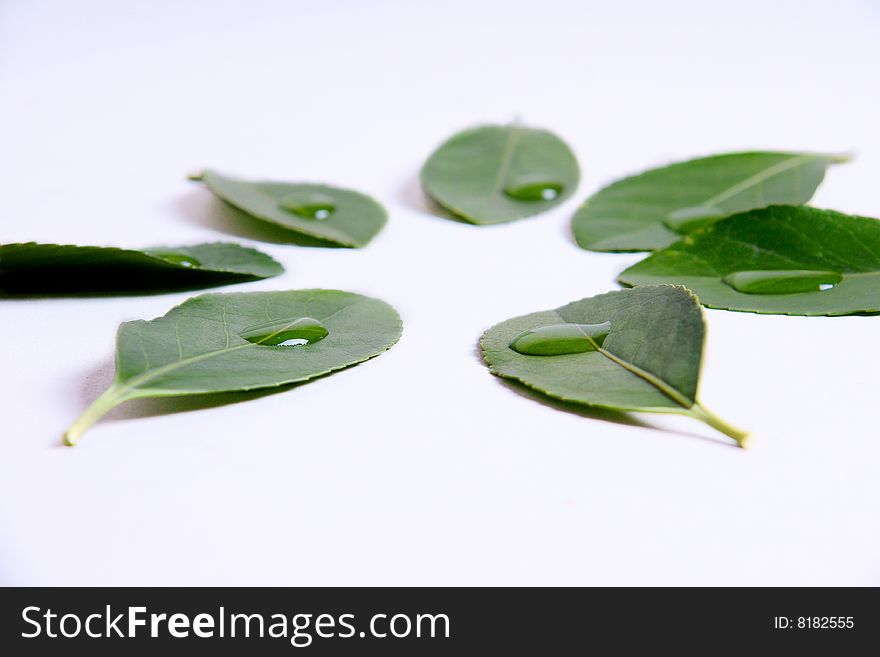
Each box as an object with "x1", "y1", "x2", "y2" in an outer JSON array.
[
  {"x1": 572, "y1": 151, "x2": 848, "y2": 252},
  {"x1": 0, "y1": 242, "x2": 282, "y2": 295},
  {"x1": 480, "y1": 286, "x2": 748, "y2": 446},
  {"x1": 63, "y1": 289, "x2": 402, "y2": 444},
  {"x1": 618, "y1": 206, "x2": 880, "y2": 316},
  {"x1": 420, "y1": 124, "x2": 580, "y2": 224},
  {"x1": 193, "y1": 170, "x2": 387, "y2": 247}
]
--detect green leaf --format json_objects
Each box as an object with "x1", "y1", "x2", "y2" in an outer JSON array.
[
  {"x1": 572, "y1": 151, "x2": 848, "y2": 252},
  {"x1": 193, "y1": 170, "x2": 387, "y2": 248},
  {"x1": 63, "y1": 289, "x2": 402, "y2": 444},
  {"x1": 0, "y1": 242, "x2": 283, "y2": 295},
  {"x1": 480, "y1": 286, "x2": 748, "y2": 446},
  {"x1": 618, "y1": 206, "x2": 880, "y2": 316},
  {"x1": 420, "y1": 124, "x2": 580, "y2": 224}
]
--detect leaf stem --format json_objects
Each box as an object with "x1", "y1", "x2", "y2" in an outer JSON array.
[
  {"x1": 63, "y1": 384, "x2": 129, "y2": 446},
  {"x1": 688, "y1": 402, "x2": 751, "y2": 448}
]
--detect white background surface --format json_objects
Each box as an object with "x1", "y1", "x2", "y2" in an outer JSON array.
[{"x1": 1, "y1": 0, "x2": 879, "y2": 586}]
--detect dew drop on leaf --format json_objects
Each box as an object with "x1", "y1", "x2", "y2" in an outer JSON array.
[
  {"x1": 509, "y1": 321, "x2": 611, "y2": 356},
  {"x1": 278, "y1": 191, "x2": 337, "y2": 220},
  {"x1": 503, "y1": 180, "x2": 564, "y2": 202},
  {"x1": 721, "y1": 270, "x2": 843, "y2": 295},
  {"x1": 239, "y1": 317, "x2": 329, "y2": 347},
  {"x1": 150, "y1": 252, "x2": 202, "y2": 268}
]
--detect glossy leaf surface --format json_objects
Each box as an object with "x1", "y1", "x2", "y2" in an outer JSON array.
[
  {"x1": 194, "y1": 170, "x2": 387, "y2": 247},
  {"x1": 64, "y1": 290, "x2": 402, "y2": 444},
  {"x1": 618, "y1": 206, "x2": 880, "y2": 316},
  {"x1": 420, "y1": 124, "x2": 580, "y2": 224},
  {"x1": 481, "y1": 286, "x2": 747, "y2": 445},
  {"x1": 572, "y1": 151, "x2": 847, "y2": 252}
]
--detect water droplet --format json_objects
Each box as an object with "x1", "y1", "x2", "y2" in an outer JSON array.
[
  {"x1": 278, "y1": 191, "x2": 336, "y2": 220},
  {"x1": 663, "y1": 205, "x2": 726, "y2": 233},
  {"x1": 509, "y1": 321, "x2": 611, "y2": 356},
  {"x1": 722, "y1": 270, "x2": 843, "y2": 295},
  {"x1": 503, "y1": 179, "x2": 564, "y2": 202},
  {"x1": 150, "y1": 252, "x2": 201, "y2": 268},
  {"x1": 239, "y1": 317, "x2": 329, "y2": 347}
]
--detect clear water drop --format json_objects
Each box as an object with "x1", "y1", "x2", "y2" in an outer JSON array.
[
  {"x1": 722, "y1": 270, "x2": 843, "y2": 295},
  {"x1": 278, "y1": 191, "x2": 336, "y2": 220},
  {"x1": 663, "y1": 205, "x2": 726, "y2": 233},
  {"x1": 278, "y1": 338, "x2": 309, "y2": 347},
  {"x1": 503, "y1": 179, "x2": 564, "y2": 202},
  {"x1": 509, "y1": 321, "x2": 611, "y2": 356},
  {"x1": 239, "y1": 317, "x2": 329, "y2": 347},
  {"x1": 150, "y1": 252, "x2": 201, "y2": 268}
]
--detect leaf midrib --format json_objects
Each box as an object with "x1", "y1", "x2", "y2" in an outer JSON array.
[
  {"x1": 698, "y1": 153, "x2": 814, "y2": 208},
  {"x1": 489, "y1": 125, "x2": 523, "y2": 201},
  {"x1": 574, "y1": 324, "x2": 694, "y2": 409}
]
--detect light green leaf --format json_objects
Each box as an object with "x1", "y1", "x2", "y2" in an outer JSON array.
[
  {"x1": 572, "y1": 151, "x2": 848, "y2": 252},
  {"x1": 420, "y1": 124, "x2": 580, "y2": 224},
  {"x1": 193, "y1": 170, "x2": 387, "y2": 248},
  {"x1": 0, "y1": 242, "x2": 282, "y2": 295},
  {"x1": 618, "y1": 206, "x2": 880, "y2": 316},
  {"x1": 64, "y1": 290, "x2": 402, "y2": 444},
  {"x1": 480, "y1": 286, "x2": 748, "y2": 446}
]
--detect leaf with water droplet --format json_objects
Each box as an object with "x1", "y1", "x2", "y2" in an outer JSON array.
[
  {"x1": 572, "y1": 151, "x2": 848, "y2": 252},
  {"x1": 618, "y1": 206, "x2": 880, "y2": 316},
  {"x1": 509, "y1": 322, "x2": 611, "y2": 355},
  {"x1": 144, "y1": 251, "x2": 202, "y2": 268},
  {"x1": 722, "y1": 270, "x2": 842, "y2": 295},
  {"x1": 0, "y1": 242, "x2": 283, "y2": 296},
  {"x1": 238, "y1": 317, "x2": 329, "y2": 346},
  {"x1": 503, "y1": 179, "x2": 564, "y2": 202},
  {"x1": 277, "y1": 191, "x2": 336, "y2": 220},
  {"x1": 62, "y1": 290, "x2": 402, "y2": 445},
  {"x1": 481, "y1": 286, "x2": 748, "y2": 446},
  {"x1": 420, "y1": 124, "x2": 580, "y2": 224},
  {"x1": 193, "y1": 170, "x2": 387, "y2": 247}
]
